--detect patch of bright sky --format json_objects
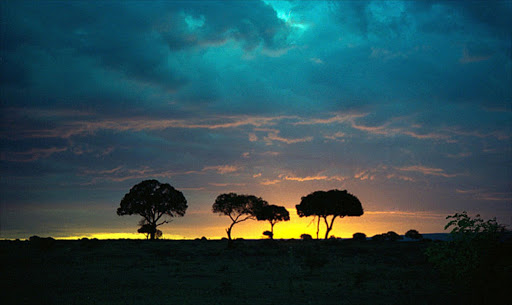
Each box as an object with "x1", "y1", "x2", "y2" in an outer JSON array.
[
  {"x1": 183, "y1": 13, "x2": 205, "y2": 30},
  {"x1": 263, "y1": 0, "x2": 309, "y2": 41}
]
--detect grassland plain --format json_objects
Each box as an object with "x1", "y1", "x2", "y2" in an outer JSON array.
[{"x1": 0, "y1": 239, "x2": 508, "y2": 305}]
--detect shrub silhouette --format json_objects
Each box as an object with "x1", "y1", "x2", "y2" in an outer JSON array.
[
  {"x1": 385, "y1": 231, "x2": 402, "y2": 241},
  {"x1": 137, "y1": 222, "x2": 163, "y2": 239},
  {"x1": 296, "y1": 189, "x2": 363, "y2": 239},
  {"x1": 371, "y1": 232, "x2": 402, "y2": 241},
  {"x1": 256, "y1": 204, "x2": 290, "y2": 239},
  {"x1": 300, "y1": 233, "x2": 313, "y2": 240},
  {"x1": 425, "y1": 211, "x2": 508, "y2": 303},
  {"x1": 352, "y1": 232, "x2": 367, "y2": 241},
  {"x1": 80, "y1": 237, "x2": 100, "y2": 248},
  {"x1": 117, "y1": 179, "x2": 187, "y2": 240},
  {"x1": 405, "y1": 229, "x2": 423, "y2": 240},
  {"x1": 371, "y1": 234, "x2": 385, "y2": 241},
  {"x1": 29, "y1": 236, "x2": 55, "y2": 249},
  {"x1": 262, "y1": 230, "x2": 273, "y2": 239},
  {"x1": 212, "y1": 193, "x2": 268, "y2": 240}
]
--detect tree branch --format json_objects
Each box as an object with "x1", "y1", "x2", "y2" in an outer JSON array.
[
  {"x1": 156, "y1": 220, "x2": 169, "y2": 227},
  {"x1": 329, "y1": 215, "x2": 338, "y2": 231},
  {"x1": 235, "y1": 214, "x2": 254, "y2": 224}
]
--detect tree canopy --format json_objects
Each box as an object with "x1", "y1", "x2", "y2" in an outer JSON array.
[
  {"x1": 117, "y1": 179, "x2": 187, "y2": 240},
  {"x1": 212, "y1": 193, "x2": 268, "y2": 240},
  {"x1": 256, "y1": 204, "x2": 290, "y2": 239},
  {"x1": 296, "y1": 189, "x2": 363, "y2": 239}
]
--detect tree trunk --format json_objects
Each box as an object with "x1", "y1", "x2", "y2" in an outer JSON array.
[
  {"x1": 149, "y1": 222, "x2": 157, "y2": 240},
  {"x1": 270, "y1": 222, "x2": 274, "y2": 239},
  {"x1": 324, "y1": 226, "x2": 332, "y2": 240},
  {"x1": 316, "y1": 217, "x2": 320, "y2": 239},
  {"x1": 324, "y1": 215, "x2": 337, "y2": 239},
  {"x1": 226, "y1": 222, "x2": 235, "y2": 240}
]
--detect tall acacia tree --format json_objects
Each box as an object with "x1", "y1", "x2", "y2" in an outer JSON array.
[
  {"x1": 296, "y1": 189, "x2": 363, "y2": 239},
  {"x1": 256, "y1": 205, "x2": 290, "y2": 239},
  {"x1": 212, "y1": 193, "x2": 268, "y2": 240},
  {"x1": 117, "y1": 179, "x2": 187, "y2": 240}
]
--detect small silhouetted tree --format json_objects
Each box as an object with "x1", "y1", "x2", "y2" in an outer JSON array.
[
  {"x1": 296, "y1": 189, "x2": 363, "y2": 239},
  {"x1": 353, "y1": 232, "x2": 367, "y2": 241},
  {"x1": 117, "y1": 179, "x2": 187, "y2": 240},
  {"x1": 212, "y1": 193, "x2": 268, "y2": 240},
  {"x1": 405, "y1": 229, "x2": 423, "y2": 240},
  {"x1": 256, "y1": 204, "x2": 290, "y2": 239}
]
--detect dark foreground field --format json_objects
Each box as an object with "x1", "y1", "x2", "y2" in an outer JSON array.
[{"x1": 1, "y1": 239, "x2": 509, "y2": 305}]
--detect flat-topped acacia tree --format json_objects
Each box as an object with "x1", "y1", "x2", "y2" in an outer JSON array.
[
  {"x1": 296, "y1": 189, "x2": 363, "y2": 239},
  {"x1": 256, "y1": 205, "x2": 290, "y2": 239},
  {"x1": 117, "y1": 179, "x2": 187, "y2": 240},
  {"x1": 212, "y1": 193, "x2": 268, "y2": 240}
]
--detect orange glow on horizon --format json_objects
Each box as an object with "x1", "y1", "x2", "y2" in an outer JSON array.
[{"x1": 1, "y1": 210, "x2": 448, "y2": 241}]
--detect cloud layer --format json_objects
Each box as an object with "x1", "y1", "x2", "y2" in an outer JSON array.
[{"x1": 1, "y1": 1, "x2": 511, "y2": 238}]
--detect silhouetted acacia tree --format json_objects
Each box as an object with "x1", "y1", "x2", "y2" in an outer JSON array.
[
  {"x1": 212, "y1": 193, "x2": 268, "y2": 240},
  {"x1": 117, "y1": 179, "x2": 187, "y2": 240},
  {"x1": 296, "y1": 189, "x2": 363, "y2": 239},
  {"x1": 256, "y1": 204, "x2": 290, "y2": 239}
]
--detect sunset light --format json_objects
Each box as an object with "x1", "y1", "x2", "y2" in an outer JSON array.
[
  {"x1": 1, "y1": 1, "x2": 510, "y2": 242},
  {"x1": 2, "y1": 2, "x2": 511, "y2": 304}
]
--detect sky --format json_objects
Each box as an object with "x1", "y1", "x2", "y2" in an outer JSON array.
[{"x1": 1, "y1": 1, "x2": 511, "y2": 240}]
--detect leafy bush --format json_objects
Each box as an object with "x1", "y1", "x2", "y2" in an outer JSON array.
[
  {"x1": 352, "y1": 232, "x2": 367, "y2": 241},
  {"x1": 425, "y1": 211, "x2": 508, "y2": 302}
]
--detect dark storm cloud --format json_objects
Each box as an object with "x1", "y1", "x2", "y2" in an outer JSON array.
[
  {"x1": 6, "y1": 3, "x2": 187, "y2": 88},
  {"x1": 439, "y1": 1, "x2": 512, "y2": 36},
  {"x1": 1, "y1": 1, "x2": 290, "y2": 115},
  {"x1": 160, "y1": 1, "x2": 289, "y2": 51}
]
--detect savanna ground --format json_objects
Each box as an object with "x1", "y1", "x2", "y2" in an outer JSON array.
[{"x1": 2, "y1": 238, "x2": 510, "y2": 305}]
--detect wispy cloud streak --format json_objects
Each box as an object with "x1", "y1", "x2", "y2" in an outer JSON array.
[
  {"x1": 9, "y1": 115, "x2": 296, "y2": 139},
  {"x1": 397, "y1": 165, "x2": 457, "y2": 178},
  {"x1": 1, "y1": 147, "x2": 68, "y2": 162}
]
